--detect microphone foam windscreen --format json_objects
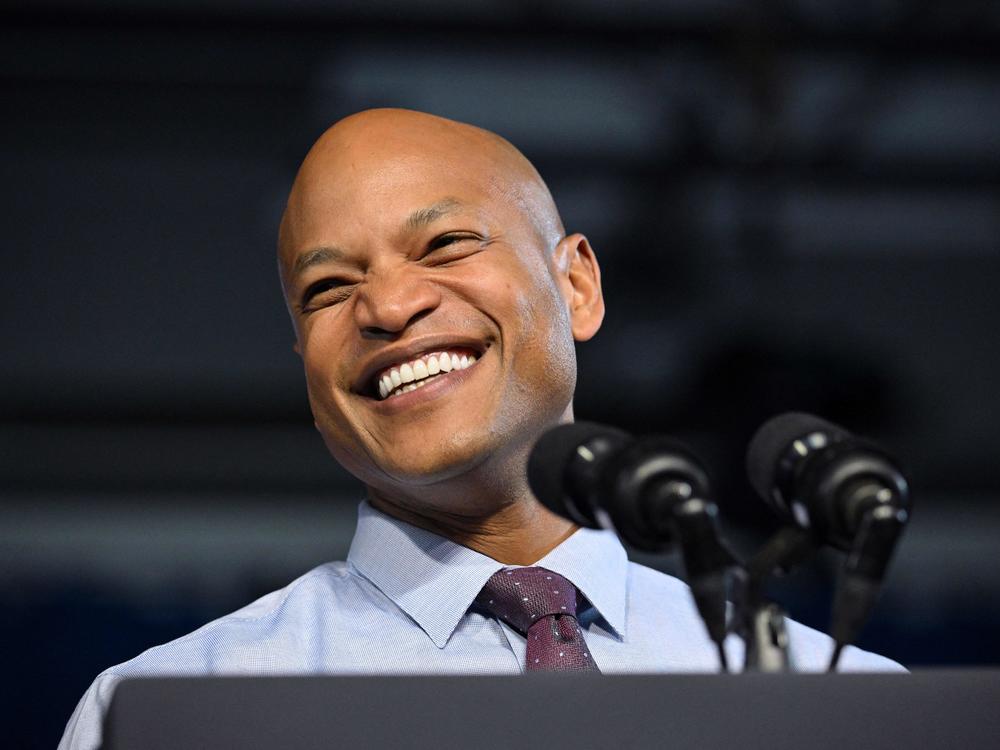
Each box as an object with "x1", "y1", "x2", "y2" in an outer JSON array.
[
  {"x1": 527, "y1": 421, "x2": 627, "y2": 514},
  {"x1": 745, "y1": 412, "x2": 846, "y2": 505}
]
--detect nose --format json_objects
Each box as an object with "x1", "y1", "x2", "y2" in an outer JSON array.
[{"x1": 354, "y1": 264, "x2": 442, "y2": 339}]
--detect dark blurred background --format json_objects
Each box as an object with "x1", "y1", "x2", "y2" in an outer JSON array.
[{"x1": 2, "y1": 1, "x2": 999, "y2": 746}]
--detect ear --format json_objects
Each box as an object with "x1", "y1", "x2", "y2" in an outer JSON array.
[
  {"x1": 552, "y1": 233, "x2": 605, "y2": 342},
  {"x1": 292, "y1": 340, "x2": 301, "y2": 357}
]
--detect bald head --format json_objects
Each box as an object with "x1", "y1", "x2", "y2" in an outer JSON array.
[{"x1": 278, "y1": 108, "x2": 564, "y2": 281}]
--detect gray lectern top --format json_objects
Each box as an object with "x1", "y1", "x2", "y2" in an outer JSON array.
[{"x1": 104, "y1": 670, "x2": 1000, "y2": 750}]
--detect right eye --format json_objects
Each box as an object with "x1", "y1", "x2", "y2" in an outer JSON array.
[{"x1": 301, "y1": 279, "x2": 355, "y2": 310}]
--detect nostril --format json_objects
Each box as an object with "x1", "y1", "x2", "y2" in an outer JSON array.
[
  {"x1": 361, "y1": 325, "x2": 396, "y2": 341},
  {"x1": 361, "y1": 308, "x2": 434, "y2": 340},
  {"x1": 356, "y1": 281, "x2": 440, "y2": 337}
]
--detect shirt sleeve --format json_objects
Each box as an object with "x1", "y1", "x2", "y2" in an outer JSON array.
[{"x1": 58, "y1": 671, "x2": 122, "y2": 750}]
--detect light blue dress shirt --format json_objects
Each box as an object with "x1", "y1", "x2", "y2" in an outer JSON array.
[{"x1": 59, "y1": 501, "x2": 902, "y2": 749}]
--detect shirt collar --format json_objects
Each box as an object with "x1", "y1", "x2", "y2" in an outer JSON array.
[
  {"x1": 347, "y1": 501, "x2": 628, "y2": 648},
  {"x1": 533, "y1": 524, "x2": 627, "y2": 640}
]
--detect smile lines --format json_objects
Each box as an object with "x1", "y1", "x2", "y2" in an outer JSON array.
[{"x1": 376, "y1": 350, "x2": 478, "y2": 400}]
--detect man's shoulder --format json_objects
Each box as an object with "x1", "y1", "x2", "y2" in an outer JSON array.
[
  {"x1": 59, "y1": 561, "x2": 358, "y2": 750},
  {"x1": 107, "y1": 560, "x2": 354, "y2": 678},
  {"x1": 622, "y1": 558, "x2": 904, "y2": 673}
]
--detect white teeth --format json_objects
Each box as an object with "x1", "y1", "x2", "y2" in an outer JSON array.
[
  {"x1": 393, "y1": 379, "x2": 431, "y2": 397},
  {"x1": 376, "y1": 349, "x2": 483, "y2": 399}
]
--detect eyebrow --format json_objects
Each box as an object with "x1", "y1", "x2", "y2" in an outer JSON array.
[
  {"x1": 290, "y1": 198, "x2": 468, "y2": 278},
  {"x1": 405, "y1": 197, "x2": 466, "y2": 231},
  {"x1": 291, "y1": 245, "x2": 348, "y2": 277}
]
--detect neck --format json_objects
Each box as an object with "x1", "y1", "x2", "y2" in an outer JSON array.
[{"x1": 366, "y1": 488, "x2": 578, "y2": 566}]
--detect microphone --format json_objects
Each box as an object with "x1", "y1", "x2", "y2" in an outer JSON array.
[
  {"x1": 526, "y1": 421, "x2": 633, "y2": 536},
  {"x1": 745, "y1": 412, "x2": 912, "y2": 667},
  {"x1": 528, "y1": 421, "x2": 733, "y2": 659},
  {"x1": 746, "y1": 412, "x2": 911, "y2": 549}
]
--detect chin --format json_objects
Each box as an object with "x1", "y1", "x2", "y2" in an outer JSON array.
[
  {"x1": 375, "y1": 434, "x2": 496, "y2": 487},
  {"x1": 318, "y1": 388, "x2": 571, "y2": 493}
]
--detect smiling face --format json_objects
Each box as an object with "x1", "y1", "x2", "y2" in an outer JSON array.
[{"x1": 279, "y1": 109, "x2": 603, "y2": 515}]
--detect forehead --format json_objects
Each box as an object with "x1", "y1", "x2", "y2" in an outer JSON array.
[
  {"x1": 302, "y1": 151, "x2": 503, "y2": 224},
  {"x1": 280, "y1": 125, "x2": 540, "y2": 265}
]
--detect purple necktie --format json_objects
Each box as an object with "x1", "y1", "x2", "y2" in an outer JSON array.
[{"x1": 476, "y1": 567, "x2": 600, "y2": 672}]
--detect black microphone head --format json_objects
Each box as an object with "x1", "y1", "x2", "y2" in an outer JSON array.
[
  {"x1": 746, "y1": 412, "x2": 848, "y2": 515},
  {"x1": 527, "y1": 421, "x2": 631, "y2": 526},
  {"x1": 747, "y1": 411, "x2": 911, "y2": 549}
]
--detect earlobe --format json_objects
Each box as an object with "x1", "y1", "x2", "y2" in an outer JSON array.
[
  {"x1": 557, "y1": 233, "x2": 605, "y2": 342},
  {"x1": 292, "y1": 341, "x2": 302, "y2": 357}
]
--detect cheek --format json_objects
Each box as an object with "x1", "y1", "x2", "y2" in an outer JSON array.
[
  {"x1": 300, "y1": 310, "x2": 354, "y2": 385},
  {"x1": 497, "y1": 268, "x2": 577, "y2": 409},
  {"x1": 302, "y1": 364, "x2": 379, "y2": 481},
  {"x1": 298, "y1": 315, "x2": 360, "y2": 431},
  {"x1": 512, "y1": 261, "x2": 574, "y2": 352}
]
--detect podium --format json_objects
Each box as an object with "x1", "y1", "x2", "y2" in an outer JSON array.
[{"x1": 104, "y1": 671, "x2": 1000, "y2": 749}]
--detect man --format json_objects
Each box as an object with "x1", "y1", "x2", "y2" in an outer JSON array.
[{"x1": 59, "y1": 109, "x2": 900, "y2": 750}]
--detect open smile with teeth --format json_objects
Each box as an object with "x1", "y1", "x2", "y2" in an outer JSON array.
[{"x1": 374, "y1": 349, "x2": 479, "y2": 400}]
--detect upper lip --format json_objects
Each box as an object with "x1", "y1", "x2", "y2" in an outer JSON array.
[{"x1": 352, "y1": 336, "x2": 489, "y2": 397}]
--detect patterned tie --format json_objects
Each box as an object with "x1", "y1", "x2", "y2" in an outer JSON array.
[{"x1": 475, "y1": 567, "x2": 600, "y2": 672}]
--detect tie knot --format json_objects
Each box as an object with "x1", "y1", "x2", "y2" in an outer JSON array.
[{"x1": 475, "y1": 567, "x2": 580, "y2": 634}]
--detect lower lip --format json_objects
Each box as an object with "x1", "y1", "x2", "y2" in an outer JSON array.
[{"x1": 368, "y1": 355, "x2": 484, "y2": 414}]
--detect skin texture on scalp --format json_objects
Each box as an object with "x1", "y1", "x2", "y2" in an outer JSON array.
[{"x1": 278, "y1": 108, "x2": 605, "y2": 564}]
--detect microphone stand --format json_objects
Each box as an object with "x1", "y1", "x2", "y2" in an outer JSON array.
[
  {"x1": 827, "y1": 504, "x2": 909, "y2": 670},
  {"x1": 644, "y1": 480, "x2": 738, "y2": 672},
  {"x1": 731, "y1": 526, "x2": 816, "y2": 672}
]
